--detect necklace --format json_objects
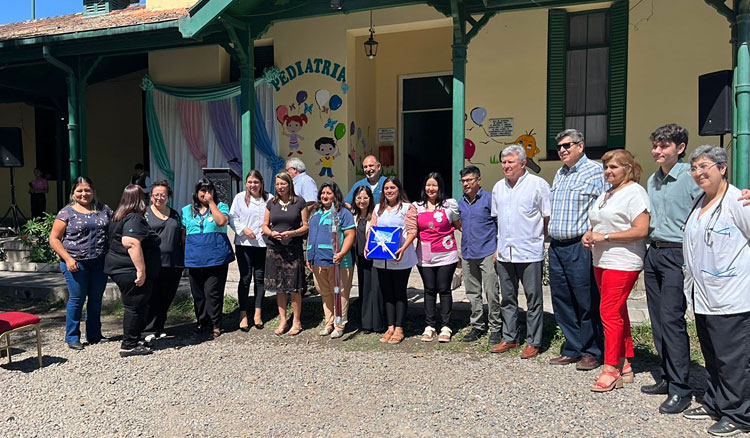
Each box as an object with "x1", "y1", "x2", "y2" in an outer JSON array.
[{"x1": 279, "y1": 199, "x2": 290, "y2": 212}]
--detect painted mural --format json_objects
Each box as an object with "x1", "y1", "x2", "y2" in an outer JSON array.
[{"x1": 465, "y1": 105, "x2": 540, "y2": 174}]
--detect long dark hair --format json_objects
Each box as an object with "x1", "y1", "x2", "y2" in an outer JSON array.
[
  {"x1": 350, "y1": 185, "x2": 374, "y2": 221},
  {"x1": 419, "y1": 172, "x2": 448, "y2": 208},
  {"x1": 68, "y1": 176, "x2": 101, "y2": 212},
  {"x1": 311, "y1": 182, "x2": 344, "y2": 216},
  {"x1": 377, "y1": 177, "x2": 409, "y2": 216},
  {"x1": 112, "y1": 185, "x2": 147, "y2": 221},
  {"x1": 191, "y1": 177, "x2": 220, "y2": 216},
  {"x1": 245, "y1": 170, "x2": 268, "y2": 200}
]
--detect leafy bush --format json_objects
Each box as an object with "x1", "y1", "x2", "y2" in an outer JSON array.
[{"x1": 17, "y1": 212, "x2": 57, "y2": 263}]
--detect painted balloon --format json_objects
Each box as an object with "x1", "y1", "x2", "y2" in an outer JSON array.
[
  {"x1": 315, "y1": 89, "x2": 330, "y2": 108},
  {"x1": 276, "y1": 105, "x2": 288, "y2": 124},
  {"x1": 470, "y1": 107, "x2": 487, "y2": 126},
  {"x1": 464, "y1": 138, "x2": 476, "y2": 160},
  {"x1": 350, "y1": 121, "x2": 356, "y2": 136},
  {"x1": 329, "y1": 95, "x2": 343, "y2": 111},
  {"x1": 334, "y1": 123, "x2": 346, "y2": 140},
  {"x1": 296, "y1": 90, "x2": 307, "y2": 105}
]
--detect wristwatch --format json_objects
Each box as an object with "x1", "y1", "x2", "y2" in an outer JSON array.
[{"x1": 604, "y1": 233, "x2": 610, "y2": 242}]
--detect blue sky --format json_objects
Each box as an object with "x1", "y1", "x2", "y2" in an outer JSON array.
[{"x1": 1, "y1": 0, "x2": 145, "y2": 25}]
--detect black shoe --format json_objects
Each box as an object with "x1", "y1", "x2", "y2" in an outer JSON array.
[
  {"x1": 684, "y1": 406, "x2": 720, "y2": 421},
  {"x1": 88, "y1": 336, "x2": 110, "y2": 344},
  {"x1": 67, "y1": 341, "x2": 84, "y2": 350},
  {"x1": 659, "y1": 394, "x2": 692, "y2": 414},
  {"x1": 488, "y1": 331, "x2": 503, "y2": 346},
  {"x1": 462, "y1": 328, "x2": 485, "y2": 343},
  {"x1": 641, "y1": 380, "x2": 669, "y2": 395},
  {"x1": 119, "y1": 345, "x2": 153, "y2": 357},
  {"x1": 708, "y1": 418, "x2": 750, "y2": 437},
  {"x1": 361, "y1": 329, "x2": 372, "y2": 335}
]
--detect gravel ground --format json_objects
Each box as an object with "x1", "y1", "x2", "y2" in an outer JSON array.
[{"x1": 1, "y1": 307, "x2": 712, "y2": 438}]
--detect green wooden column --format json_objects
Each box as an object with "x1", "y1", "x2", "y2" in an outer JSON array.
[
  {"x1": 230, "y1": 22, "x2": 255, "y2": 179},
  {"x1": 450, "y1": 0, "x2": 467, "y2": 199},
  {"x1": 735, "y1": 1, "x2": 750, "y2": 189}
]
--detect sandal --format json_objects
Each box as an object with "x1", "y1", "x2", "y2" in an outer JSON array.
[
  {"x1": 287, "y1": 325, "x2": 302, "y2": 336},
  {"x1": 438, "y1": 326, "x2": 452, "y2": 343},
  {"x1": 421, "y1": 326, "x2": 436, "y2": 342},
  {"x1": 380, "y1": 327, "x2": 394, "y2": 343},
  {"x1": 388, "y1": 327, "x2": 405, "y2": 344},
  {"x1": 621, "y1": 362, "x2": 634, "y2": 384},
  {"x1": 274, "y1": 324, "x2": 288, "y2": 336},
  {"x1": 591, "y1": 369, "x2": 624, "y2": 392}
]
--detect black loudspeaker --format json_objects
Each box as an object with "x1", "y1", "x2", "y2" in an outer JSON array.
[
  {"x1": 202, "y1": 168, "x2": 241, "y2": 207},
  {"x1": 699, "y1": 70, "x2": 733, "y2": 136},
  {"x1": 0, "y1": 127, "x2": 24, "y2": 167}
]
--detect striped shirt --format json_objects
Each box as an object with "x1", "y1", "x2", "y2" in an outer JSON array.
[{"x1": 548, "y1": 155, "x2": 606, "y2": 240}]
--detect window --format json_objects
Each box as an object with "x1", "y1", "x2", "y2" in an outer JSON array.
[{"x1": 546, "y1": 1, "x2": 628, "y2": 156}]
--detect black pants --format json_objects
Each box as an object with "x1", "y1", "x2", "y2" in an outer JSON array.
[
  {"x1": 111, "y1": 271, "x2": 155, "y2": 350},
  {"x1": 644, "y1": 247, "x2": 692, "y2": 397},
  {"x1": 356, "y1": 254, "x2": 385, "y2": 332},
  {"x1": 236, "y1": 246, "x2": 266, "y2": 312},
  {"x1": 418, "y1": 263, "x2": 456, "y2": 329},
  {"x1": 189, "y1": 264, "x2": 229, "y2": 330},
  {"x1": 695, "y1": 312, "x2": 750, "y2": 427},
  {"x1": 30, "y1": 193, "x2": 46, "y2": 218},
  {"x1": 143, "y1": 267, "x2": 183, "y2": 334},
  {"x1": 376, "y1": 268, "x2": 411, "y2": 327}
]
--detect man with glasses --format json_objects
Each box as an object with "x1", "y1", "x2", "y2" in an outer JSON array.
[
  {"x1": 547, "y1": 128, "x2": 605, "y2": 371},
  {"x1": 345, "y1": 155, "x2": 387, "y2": 205},
  {"x1": 285, "y1": 158, "x2": 318, "y2": 205},
  {"x1": 457, "y1": 166, "x2": 500, "y2": 344},
  {"x1": 641, "y1": 124, "x2": 702, "y2": 414}
]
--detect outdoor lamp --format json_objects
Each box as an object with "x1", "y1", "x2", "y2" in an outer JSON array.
[
  {"x1": 330, "y1": 0, "x2": 343, "y2": 10},
  {"x1": 364, "y1": 11, "x2": 378, "y2": 59}
]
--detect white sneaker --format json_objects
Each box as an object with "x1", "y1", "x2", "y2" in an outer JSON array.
[{"x1": 144, "y1": 334, "x2": 156, "y2": 343}]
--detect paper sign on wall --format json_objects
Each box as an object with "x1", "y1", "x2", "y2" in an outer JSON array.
[
  {"x1": 378, "y1": 128, "x2": 396, "y2": 145},
  {"x1": 488, "y1": 118, "x2": 514, "y2": 137}
]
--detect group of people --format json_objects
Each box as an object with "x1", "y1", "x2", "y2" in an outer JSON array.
[{"x1": 46, "y1": 125, "x2": 750, "y2": 436}]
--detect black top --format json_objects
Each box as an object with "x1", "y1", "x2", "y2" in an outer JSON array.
[
  {"x1": 104, "y1": 213, "x2": 162, "y2": 276},
  {"x1": 355, "y1": 218, "x2": 368, "y2": 255},
  {"x1": 145, "y1": 207, "x2": 184, "y2": 268},
  {"x1": 266, "y1": 197, "x2": 307, "y2": 247}
]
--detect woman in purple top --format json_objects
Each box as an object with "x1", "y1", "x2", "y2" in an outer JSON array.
[{"x1": 49, "y1": 177, "x2": 113, "y2": 351}]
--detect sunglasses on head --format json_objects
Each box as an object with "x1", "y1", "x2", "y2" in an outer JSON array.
[{"x1": 556, "y1": 141, "x2": 580, "y2": 150}]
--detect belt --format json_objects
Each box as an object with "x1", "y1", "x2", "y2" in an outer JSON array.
[
  {"x1": 553, "y1": 236, "x2": 582, "y2": 245},
  {"x1": 650, "y1": 240, "x2": 682, "y2": 249}
]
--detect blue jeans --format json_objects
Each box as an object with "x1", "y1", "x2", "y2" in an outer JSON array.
[{"x1": 61, "y1": 257, "x2": 108, "y2": 343}]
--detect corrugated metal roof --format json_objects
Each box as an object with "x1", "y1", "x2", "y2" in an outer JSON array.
[{"x1": 0, "y1": 4, "x2": 188, "y2": 42}]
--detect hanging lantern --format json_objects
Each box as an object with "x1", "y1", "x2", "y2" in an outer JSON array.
[{"x1": 364, "y1": 11, "x2": 378, "y2": 60}]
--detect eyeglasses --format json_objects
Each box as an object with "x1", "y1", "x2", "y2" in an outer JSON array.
[
  {"x1": 152, "y1": 194, "x2": 168, "y2": 199},
  {"x1": 690, "y1": 163, "x2": 718, "y2": 174},
  {"x1": 557, "y1": 141, "x2": 580, "y2": 150},
  {"x1": 355, "y1": 196, "x2": 370, "y2": 202},
  {"x1": 460, "y1": 177, "x2": 478, "y2": 184}
]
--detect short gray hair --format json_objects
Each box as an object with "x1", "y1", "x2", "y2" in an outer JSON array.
[
  {"x1": 286, "y1": 157, "x2": 306, "y2": 172},
  {"x1": 555, "y1": 128, "x2": 584, "y2": 143},
  {"x1": 501, "y1": 144, "x2": 527, "y2": 162},
  {"x1": 689, "y1": 145, "x2": 728, "y2": 175}
]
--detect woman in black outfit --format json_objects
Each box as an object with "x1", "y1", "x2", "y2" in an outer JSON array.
[
  {"x1": 105, "y1": 185, "x2": 161, "y2": 357},
  {"x1": 143, "y1": 180, "x2": 184, "y2": 342},
  {"x1": 351, "y1": 186, "x2": 385, "y2": 334}
]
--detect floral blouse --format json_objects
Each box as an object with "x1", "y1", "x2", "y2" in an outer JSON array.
[{"x1": 55, "y1": 204, "x2": 113, "y2": 260}]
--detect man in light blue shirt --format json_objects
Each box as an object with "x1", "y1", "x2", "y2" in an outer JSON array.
[
  {"x1": 642, "y1": 124, "x2": 701, "y2": 414},
  {"x1": 344, "y1": 155, "x2": 386, "y2": 205},
  {"x1": 286, "y1": 158, "x2": 318, "y2": 204}
]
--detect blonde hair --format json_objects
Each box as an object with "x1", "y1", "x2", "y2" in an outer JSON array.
[{"x1": 601, "y1": 149, "x2": 642, "y2": 183}]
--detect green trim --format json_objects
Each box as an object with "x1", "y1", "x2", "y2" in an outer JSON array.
[
  {"x1": 546, "y1": 9, "x2": 567, "y2": 154},
  {"x1": 0, "y1": 21, "x2": 180, "y2": 49},
  {"x1": 451, "y1": 0, "x2": 467, "y2": 199},
  {"x1": 179, "y1": 0, "x2": 236, "y2": 38},
  {"x1": 607, "y1": 0, "x2": 628, "y2": 149}
]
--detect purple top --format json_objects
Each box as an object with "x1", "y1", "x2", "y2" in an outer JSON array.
[
  {"x1": 458, "y1": 188, "x2": 497, "y2": 260},
  {"x1": 55, "y1": 204, "x2": 113, "y2": 260}
]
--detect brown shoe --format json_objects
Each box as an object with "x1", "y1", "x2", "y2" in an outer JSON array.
[
  {"x1": 576, "y1": 354, "x2": 601, "y2": 371},
  {"x1": 490, "y1": 341, "x2": 520, "y2": 353},
  {"x1": 548, "y1": 355, "x2": 581, "y2": 366},
  {"x1": 380, "y1": 327, "x2": 395, "y2": 343},
  {"x1": 520, "y1": 345, "x2": 539, "y2": 359}
]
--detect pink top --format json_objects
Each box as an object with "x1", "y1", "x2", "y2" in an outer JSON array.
[
  {"x1": 411, "y1": 200, "x2": 460, "y2": 267},
  {"x1": 30, "y1": 178, "x2": 48, "y2": 193}
]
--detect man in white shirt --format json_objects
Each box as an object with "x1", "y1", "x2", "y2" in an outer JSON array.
[
  {"x1": 490, "y1": 145, "x2": 551, "y2": 359},
  {"x1": 285, "y1": 157, "x2": 318, "y2": 204}
]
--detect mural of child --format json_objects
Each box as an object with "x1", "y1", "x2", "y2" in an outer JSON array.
[
  {"x1": 282, "y1": 114, "x2": 308, "y2": 157},
  {"x1": 314, "y1": 136, "x2": 341, "y2": 178}
]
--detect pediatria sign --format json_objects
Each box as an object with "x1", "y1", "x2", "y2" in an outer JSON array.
[{"x1": 269, "y1": 58, "x2": 347, "y2": 91}]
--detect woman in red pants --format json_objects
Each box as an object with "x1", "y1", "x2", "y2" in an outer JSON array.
[{"x1": 582, "y1": 149, "x2": 650, "y2": 392}]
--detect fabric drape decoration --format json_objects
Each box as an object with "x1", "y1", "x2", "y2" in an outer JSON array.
[
  {"x1": 179, "y1": 100, "x2": 207, "y2": 168},
  {"x1": 208, "y1": 100, "x2": 243, "y2": 176},
  {"x1": 140, "y1": 75, "x2": 285, "y2": 208}
]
